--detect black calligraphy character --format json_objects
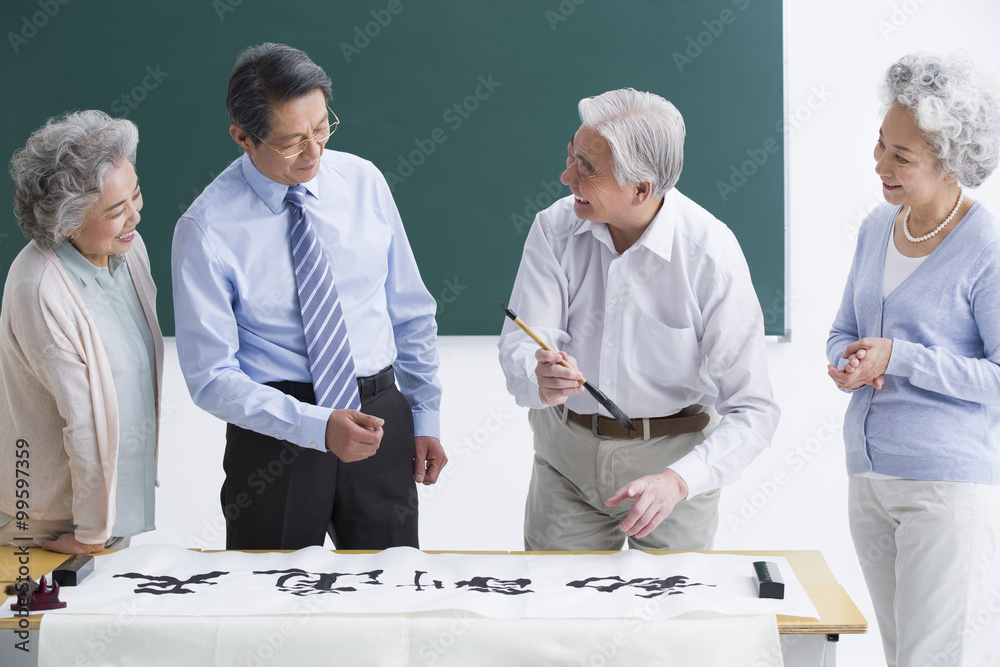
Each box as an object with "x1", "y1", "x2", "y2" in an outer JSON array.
[
  {"x1": 627, "y1": 575, "x2": 714, "y2": 598},
  {"x1": 566, "y1": 576, "x2": 631, "y2": 593},
  {"x1": 455, "y1": 576, "x2": 533, "y2": 595},
  {"x1": 567, "y1": 575, "x2": 714, "y2": 598},
  {"x1": 254, "y1": 569, "x2": 383, "y2": 596},
  {"x1": 113, "y1": 571, "x2": 229, "y2": 595},
  {"x1": 397, "y1": 570, "x2": 444, "y2": 592}
]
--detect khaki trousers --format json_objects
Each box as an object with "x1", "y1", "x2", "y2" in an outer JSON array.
[{"x1": 524, "y1": 405, "x2": 721, "y2": 551}]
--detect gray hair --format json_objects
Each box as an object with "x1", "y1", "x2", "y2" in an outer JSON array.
[
  {"x1": 227, "y1": 42, "x2": 332, "y2": 145},
  {"x1": 10, "y1": 110, "x2": 139, "y2": 247},
  {"x1": 578, "y1": 88, "x2": 685, "y2": 196},
  {"x1": 881, "y1": 53, "x2": 1000, "y2": 187}
]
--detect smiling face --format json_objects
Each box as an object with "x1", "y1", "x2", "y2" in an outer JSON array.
[
  {"x1": 874, "y1": 102, "x2": 956, "y2": 210},
  {"x1": 231, "y1": 87, "x2": 329, "y2": 185},
  {"x1": 560, "y1": 125, "x2": 637, "y2": 226},
  {"x1": 70, "y1": 158, "x2": 142, "y2": 267}
]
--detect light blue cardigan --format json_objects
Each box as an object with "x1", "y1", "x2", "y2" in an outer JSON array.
[{"x1": 827, "y1": 201, "x2": 1000, "y2": 483}]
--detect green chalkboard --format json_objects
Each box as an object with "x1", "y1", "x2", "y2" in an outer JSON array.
[{"x1": 1, "y1": 0, "x2": 785, "y2": 336}]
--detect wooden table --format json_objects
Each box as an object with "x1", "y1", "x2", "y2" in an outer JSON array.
[{"x1": 709, "y1": 550, "x2": 866, "y2": 636}]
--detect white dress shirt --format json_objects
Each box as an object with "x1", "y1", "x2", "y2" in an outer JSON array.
[
  {"x1": 498, "y1": 191, "x2": 779, "y2": 497},
  {"x1": 172, "y1": 151, "x2": 441, "y2": 452}
]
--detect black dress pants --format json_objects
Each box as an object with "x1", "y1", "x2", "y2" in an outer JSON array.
[{"x1": 220, "y1": 377, "x2": 419, "y2": 550}]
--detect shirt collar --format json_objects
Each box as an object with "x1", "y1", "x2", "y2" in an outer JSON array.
[
  {"x1": 639, "y1": 191, "x2": 676, "y2": 261},
  {"x1": 573, "y1": 190, "x2": 677, "y2": 261},
  {"x1": 241, "y1": 153, "x2": 322, "y2": 214},
  {"x1": 52, "y1": 242, "x2": 123, "y2": 285}
]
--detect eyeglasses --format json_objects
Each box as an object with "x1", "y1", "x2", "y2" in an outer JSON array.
[{"x1": 253, "y1": 105, "x2": 339, "y2": 159}]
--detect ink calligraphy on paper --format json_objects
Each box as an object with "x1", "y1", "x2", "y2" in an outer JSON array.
[{"x1": 2, "y1": 545, "x2": 819, "y2": 621}]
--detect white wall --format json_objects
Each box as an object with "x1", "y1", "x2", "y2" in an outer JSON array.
[{"x1": 136, "y1": 3, "x2": 1000, "y2": 664}]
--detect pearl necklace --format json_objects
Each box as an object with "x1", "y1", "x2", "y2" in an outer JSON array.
[{"x1": 903, "y1": 187, "x2": 964, "y2": 243}]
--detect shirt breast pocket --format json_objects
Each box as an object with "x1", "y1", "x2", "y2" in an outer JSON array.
[{"x1": 630, "y1": 312, "x2": 705, "y2": 388}]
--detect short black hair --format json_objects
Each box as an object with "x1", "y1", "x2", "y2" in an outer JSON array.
[{"x1": 226, "y1": 42, "x2": 333, "y2": 144}]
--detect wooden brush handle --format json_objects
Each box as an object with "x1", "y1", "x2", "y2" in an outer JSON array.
[{"x1": 513, "y1": 317, "x2": 586, "y2": 384}]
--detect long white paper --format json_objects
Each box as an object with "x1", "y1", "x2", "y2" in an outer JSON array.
[{"x1": 3, "y1": 545, "x2": 819, "y2": 621}]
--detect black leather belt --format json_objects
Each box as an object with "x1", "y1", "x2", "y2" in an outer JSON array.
[
  {"x1": 563, "y1": 406, "x2": 710, "y2": 440},
  {"x1": 357, "y1": 365, "x2": 395, "y2": 398}
]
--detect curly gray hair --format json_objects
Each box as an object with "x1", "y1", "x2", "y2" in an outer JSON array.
[
  {"x1": 10, "y1": 110, "x2": 139, "y2": 246},
  {"x1": 578, "y1": 88, "x2": 685, "y2": 196},
  {"x1": 881, "y1": 53, "x2": 1000, "y2": 187}
]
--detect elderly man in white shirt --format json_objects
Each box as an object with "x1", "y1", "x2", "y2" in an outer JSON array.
[{"x1": 498, "y1": 88, "x2": 780, "y2": 551}]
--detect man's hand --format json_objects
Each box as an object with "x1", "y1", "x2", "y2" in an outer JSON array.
[
  {"x1": 41, "y1": 533, "x2": 104, "y2": 555},
  {"x1": 535, "y1": 349, "x2": 585, "y2": 406},
  {"x1": 605, "y1": 469, "x2": 688, "y2": 539},
  {"x1": 414, "y1": 436, "x2": 447, "y2": 484},
  {"x1": 325, "y1": 410, "x2": 384, "y2": 462},
  {"x1": 827, "y1": 337, "x2": 892, "y2": 391}
]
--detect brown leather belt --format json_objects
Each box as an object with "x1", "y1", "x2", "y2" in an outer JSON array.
[{"x1": 563, "y1": 406, "x2": 710, "y2": 440}]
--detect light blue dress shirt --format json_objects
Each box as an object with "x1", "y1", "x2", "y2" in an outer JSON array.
[
  {"x1": 171, "y1": 151, "x2": 441, "y2": 452},
  {"x1": 54, "y1": 242, "x2": 156, "y2": 536}
]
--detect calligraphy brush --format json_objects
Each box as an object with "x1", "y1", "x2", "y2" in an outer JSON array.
[
  {"x1": 501, "y1": 302, "x2": 636, "y2": 432},
  {"x1": 4, "y1": 580, "x2": 38, "y2": 597}
]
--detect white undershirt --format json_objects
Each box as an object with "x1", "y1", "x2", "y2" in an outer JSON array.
[
  {"x1": 883, "y1": 229, "x2": 927, "y2": 299},
  {"x1": 855, "y1": 232, "x2": 928, "y2": 480}
]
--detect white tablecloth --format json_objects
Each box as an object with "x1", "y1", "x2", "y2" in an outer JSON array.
[{"x1": 40, "y1": 610, "x2": 784, "y2": 666}]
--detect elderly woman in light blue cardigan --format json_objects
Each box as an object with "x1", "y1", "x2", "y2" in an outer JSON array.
[{"x1": 827, "y1": 54, "x2": 1000, "y2": 667}]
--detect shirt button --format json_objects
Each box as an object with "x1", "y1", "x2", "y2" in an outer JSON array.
[
  {"x1": 310, "y1": 442, "x2": 318, "y2": 448},
  {"x1": 610, "y1": 297, "x2": 618, "y2": 305},
  {"x1": 606, "y1": 340, "x2": 614, "y2": 347},
  {"x1": 274, "y1": 432, "x2": 281, "y2": 438},
  {"x1": 604, "y1": 379, "x2": 611, "y2": 386}
]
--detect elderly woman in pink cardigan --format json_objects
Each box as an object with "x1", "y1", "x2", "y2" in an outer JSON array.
[{"x1": 0, "y1": 110, "x2": 163, "y2": 555}]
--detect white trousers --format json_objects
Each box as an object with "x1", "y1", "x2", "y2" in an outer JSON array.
[
  {"x1": 524, "y1": 406, "x2": 721, "y2": 551},
  {"x1": 848, "y1": 476, "x2": 1000, "y2": 667}
]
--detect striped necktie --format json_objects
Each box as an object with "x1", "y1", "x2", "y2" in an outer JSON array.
[{"x1": 285, "y1": 185, "x2": 361, "y2": 410}]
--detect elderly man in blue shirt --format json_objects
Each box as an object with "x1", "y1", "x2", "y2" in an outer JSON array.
[{"x1": 172, "y1": 43, "x2": 446, "y2": 550}]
